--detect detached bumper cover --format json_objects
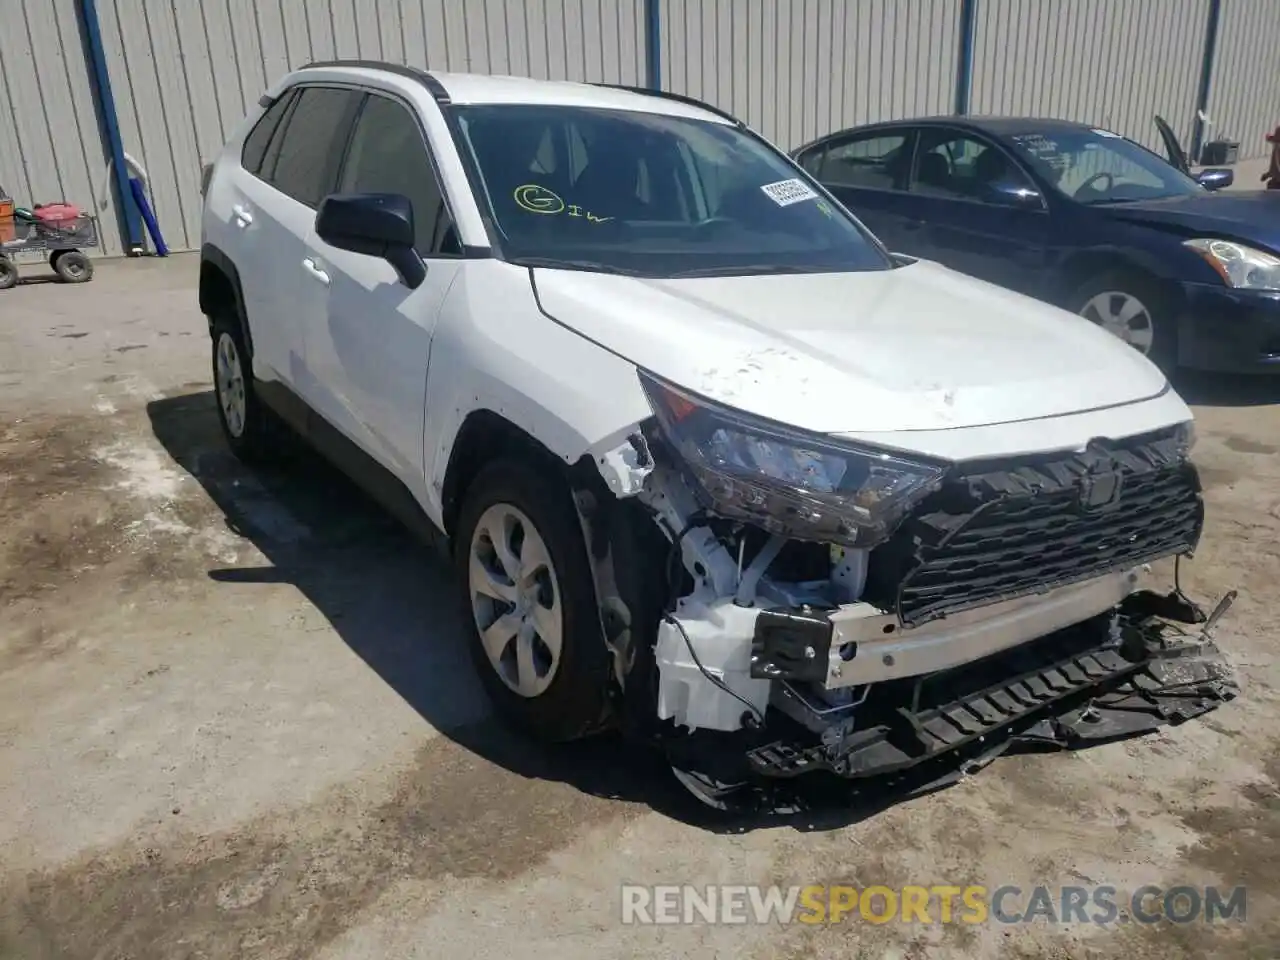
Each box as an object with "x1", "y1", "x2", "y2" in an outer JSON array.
[{"x1": 747, "y1": 609, "x2": 1236, "y2": 781}]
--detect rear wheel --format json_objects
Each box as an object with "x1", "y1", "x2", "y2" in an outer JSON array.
[
  {"x1": 1071, "y1": 271, "x2": 1176, "y2": 371},
  {"x1": 454, "y1": 459, "x2": 613, "y2": 742},
  {"x1": 211, "y1": 311, "x2": 279, "y2": 463},
  {"x1": 52, "y1": 250, "x2": 93, "y2": 283},
  {"x1": 0, "y1": 257, "x2": 15, "y2": 291}
]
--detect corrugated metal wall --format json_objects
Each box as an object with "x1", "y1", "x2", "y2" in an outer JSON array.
[
  {"x1": 0, "y1": 0, "x2": 121, "y2": 256},
  {"x1": 8, "y1": 1, "x2": 1280, "y2": 260},
  {"x1": 659, "y1": 0, "x2": 962, "y2": 151},
  {"x1": 94, "y1": 0, "x2": 648, "y2": 253},
  {"x1": 1206, "y1": 0, "x2": 1280, "y2": 160},
  {"x1": 970, "y1": 0, "x2": 1210, "y2": 154}
]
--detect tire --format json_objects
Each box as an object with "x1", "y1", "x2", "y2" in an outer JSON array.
[
  {"x1": 454, "y1": 459, "x2": 613, "y2": 742},
  {"x1": 52, "y1": 250, "x2": 93, "y2": 283},
  {"x1": 1070, "y1": 271, "x2": 1177, "y2": 372},
  {"x1": 0, "y1": 257, "x2": 15, "y2": 291},
  {"x1": 210, "y1": 310, "x2": 279, "y2": 463}
]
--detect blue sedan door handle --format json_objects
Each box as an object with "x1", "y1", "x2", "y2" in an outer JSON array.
[{"x1": 901, "y1": 218, "x2": 925, "y2": 232}]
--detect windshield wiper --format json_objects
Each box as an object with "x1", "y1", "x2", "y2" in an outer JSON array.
[
  {"x1": 665, "y1": 264, "x2": 824, "y2": 278},
  {"x1": 511, "y1": 256, "x2": 649, "y2": 277}
]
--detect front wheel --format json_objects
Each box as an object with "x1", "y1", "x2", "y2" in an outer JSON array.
[
  {"x1": 1070, "y1": 272, "x2": 1176, "y2": 371},
  {"x1": 0, "y1": 257, "x2": 15, "y2": 291},
  {"x1": 454, "y1": 459, "x2": 613, "y2": 742}
]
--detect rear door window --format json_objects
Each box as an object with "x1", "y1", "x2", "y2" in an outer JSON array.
[
  {"x1": 268, "y1": 86, "x2": 360, "y2": 208},
  {"x1": 819, "y1": 132, "x2": 911, "y2": 190},
  {"x1": 336, "y1": 93, "x2": 459, "y2": 255},
  {"x1": 910, "y1": 129, "x2": 1036, "y2": 203}
]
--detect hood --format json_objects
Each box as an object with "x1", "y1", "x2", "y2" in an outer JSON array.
[
  {"x1": 532, "y1": 260, "x2": 1168, "y2": 435},
  {"x1": 1109, "y1": 191, "x2": 1280, "y2": 251}
]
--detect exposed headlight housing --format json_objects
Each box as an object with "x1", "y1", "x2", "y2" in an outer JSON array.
[
  {"x1": 1185, "y1": 238, "x2": 1280, "y2": 291},
  {"x1": 1174, "y1": 419, "x2": 1197, "y2": 456},
  {"x1": 639, "y1": 372, "x2": 948, "y2": 548}
]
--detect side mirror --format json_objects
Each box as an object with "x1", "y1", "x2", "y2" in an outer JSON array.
[
  {"x1": 1195, "y1": 168, "x2": 1234, "y2": 191},
  {"x1": 315, "y1": 193, "x2": 426, "y2": 289}
]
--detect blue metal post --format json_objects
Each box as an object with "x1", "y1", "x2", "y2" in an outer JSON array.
[
  {"x1": 78, "y1": 0, "x2": 143, "y2": 253},
  {"x1": 954, "y1": 0, "x2": 977, "y2": 115},
  {"x1": 1191, "y1": 0, "x2": 1222, "y2": 164},
  {"x1": 645, "y1": 0, "x2": 661, "y2": 90}
]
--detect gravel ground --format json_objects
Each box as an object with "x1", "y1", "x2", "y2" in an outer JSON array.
[{"x1": 1, "y1": 254, "x2": 1279, "y2": 959}]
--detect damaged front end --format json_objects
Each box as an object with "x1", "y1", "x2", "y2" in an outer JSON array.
[{"x1": 576, "y1": 374, "x2": 1238, "y2": 811}]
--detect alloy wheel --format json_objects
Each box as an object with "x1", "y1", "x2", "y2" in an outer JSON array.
[
  {"x1": 468, "y1": 502, "x2": 564, "y2": 698},
  {"x1": 215, "y1": 332, "x2": 247, "y2": 438},
  {"x1": 1079, "y1": 290, "x2": 1155, "y2": 355}
]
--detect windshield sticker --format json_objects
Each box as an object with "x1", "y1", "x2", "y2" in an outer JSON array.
[
  {"x1": 1092, "y1": 128, "x2": 1122, "y2": 138},
  {"x1": 514, "y1": 184, "x2": 564, "y2": 214},
  {"x1": 760, "y1": 178, "x2": 818, "y2": 206},
  {"x1": 513, "y1": 184, "x2": 612, "y2": 222},
  {"x1": 1010, "y1": 134, "x2": 1072, "y2": 171},
  {"x1": 815, "y1": 199, "x2": 835, "y2": 218}
]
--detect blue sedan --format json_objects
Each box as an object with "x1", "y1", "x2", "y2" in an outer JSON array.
[{"x1": 793, "y1": 116, "x2": 1280, "y2": 373}]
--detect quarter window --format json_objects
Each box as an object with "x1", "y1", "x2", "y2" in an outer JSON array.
[
  {"x1": 337, "y1": 94, "x2": 458, "y2": 255},
  {"x1": 241, "y1": 91, "x2": 295, "y2": 176}
]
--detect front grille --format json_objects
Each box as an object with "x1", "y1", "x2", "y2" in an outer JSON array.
[{"x1": 862, "y1": 429, "x2": 1204, "y2": 626}]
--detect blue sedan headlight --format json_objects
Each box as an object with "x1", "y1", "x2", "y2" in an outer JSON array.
[{"x1": 1185, "y1": 238, "x2": 1280, "y2": 291}]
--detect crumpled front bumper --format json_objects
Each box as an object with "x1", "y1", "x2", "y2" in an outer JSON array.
[{"x1": 663, "y1": 588, "x2": 1239, "y2": 808}]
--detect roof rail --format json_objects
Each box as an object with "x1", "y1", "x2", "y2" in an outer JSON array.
[
  {"x1": 590, "y1": 83, "x2": 743, "y2": 126},
  {"x1": 298, "y1": 59, "x2": 451, "y2": 103}
]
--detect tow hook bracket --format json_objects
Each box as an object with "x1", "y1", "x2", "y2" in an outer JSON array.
[{"x1": 751, "y1": 608, "x2": 834, "y2": 683}]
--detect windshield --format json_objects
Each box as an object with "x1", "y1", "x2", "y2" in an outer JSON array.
[
  {"x1": 1006, "y1": 127, "x2": 1204, "y2": 204},
  {"x1": 452, "y1": 104, "x2": 891, "y2": 277}
]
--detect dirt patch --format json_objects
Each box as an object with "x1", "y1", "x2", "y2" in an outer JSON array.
[
  {"x1": 0, "y1": 415, "x2": 122, "y2": 605},
  {"x1": 0, "y1": 729, "x2": 645, "y2": 960},
  {"x1": 1223, "y1": 436, "x2": 1278, "y2": 456},
  {"x1": 0, "y1": 412, "x2": 248, "y2": 628}
]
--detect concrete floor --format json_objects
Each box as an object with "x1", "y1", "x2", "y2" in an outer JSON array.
[{"x1": 2, "y1": 255, "x2": 1280, "y2": 959}]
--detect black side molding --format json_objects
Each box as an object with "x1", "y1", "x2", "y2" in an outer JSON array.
[{"x1": 255, "y1": 379, "x2": 448, "y2": 552}]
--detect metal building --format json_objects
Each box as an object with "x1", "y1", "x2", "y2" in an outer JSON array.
[{"x1": 2, "y1": 0, "x2": 1276, "y2": 258}]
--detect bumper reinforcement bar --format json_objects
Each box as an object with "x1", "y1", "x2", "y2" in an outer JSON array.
[{"x1": 744, "y1": 594, "x2": 1238, "y2": 783}]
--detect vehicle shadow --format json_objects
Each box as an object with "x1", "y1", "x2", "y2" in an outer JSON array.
[
  {"x1": 1172, "y1": 369, "x2": 1280, "y2": 407},
  {"x1": 146, "y1": 389, "x2": 967, "y2": 833}
]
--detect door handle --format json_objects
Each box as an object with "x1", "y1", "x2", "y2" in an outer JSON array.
[
  {"x1": 301, "y1": 257, "x2": 330, "y2": 285},
  {"x1": 232, "y1": 203, "x2": 253, "y2": 226},
  {"x1": 901, "y1": 218, "x2": 924, "y2": 232}
]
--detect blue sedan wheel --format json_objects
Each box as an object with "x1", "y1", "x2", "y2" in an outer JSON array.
[
  {"x1": 1079, "y1": 290, "x2": 1156, "y2": 355},
  {"x1": 1071, "y1": 272, "x2": 1175, "y2": 371}
]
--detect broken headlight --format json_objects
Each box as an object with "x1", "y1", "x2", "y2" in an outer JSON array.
[{"x1": 640, "y1": 372, "x2": 948, "y2": 548}]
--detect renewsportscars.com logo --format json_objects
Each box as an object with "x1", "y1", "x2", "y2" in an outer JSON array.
[{"x1": 620, "y1": 884, "x2": 1247, "y2": 926}]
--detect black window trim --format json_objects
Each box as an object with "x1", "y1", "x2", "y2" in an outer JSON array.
[
  {"x1": 907, "y1": 124, "x2": 1049, "y2": 212},
  {"x1": 332, "y1": 87, "x2": 467, "y2": 260}
]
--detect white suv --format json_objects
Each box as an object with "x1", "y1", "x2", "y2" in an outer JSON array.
[{"x1": 200, "y1": 60, "x2": 1235, "y2": 807}]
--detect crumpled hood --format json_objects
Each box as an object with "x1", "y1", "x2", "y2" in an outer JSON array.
[{"x1": 531, "y1": 259, "x2": 1169, "y2": 435}]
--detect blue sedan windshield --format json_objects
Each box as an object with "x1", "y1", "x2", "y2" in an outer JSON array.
[
  {"x1": 453, "y1": 104, "x2": 892, "y2": 277},
  {"x1": 1007, "y1": 127, "x2": 1204, "y2": 204}
]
